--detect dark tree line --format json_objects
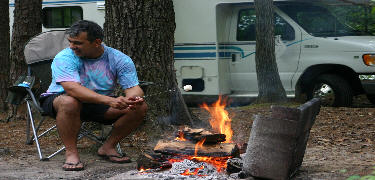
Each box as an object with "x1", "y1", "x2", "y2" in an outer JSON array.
[
  {"x1": 105, "y1": 0, "x2": 192, "y2": 139},
  {"x1": 0, "y1": 0, "x2": 42, "y2": 121},
  {"x1": 0, "y1": 0, "x2": 10, "y2": 113}
]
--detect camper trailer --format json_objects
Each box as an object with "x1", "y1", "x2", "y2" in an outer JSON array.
[{"x1": 9, "y1": 0, "x2": 375, "y2": 106}]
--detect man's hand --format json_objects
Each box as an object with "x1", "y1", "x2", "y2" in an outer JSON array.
[
  {"x1": 127, "y1": 96, "x2": 144, "y2": 110},
  {"x1": 109, "y1": 96, "x2": 144, "y2": 110}
]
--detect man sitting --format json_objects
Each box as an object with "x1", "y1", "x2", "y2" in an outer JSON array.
[{"x1": 39, "y1": 20, "x2": 147, "y2": 171}]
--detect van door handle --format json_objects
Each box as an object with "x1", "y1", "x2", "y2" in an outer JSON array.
[{"x1": 232, "y1": 54, "x2": 237, "y2": 62}]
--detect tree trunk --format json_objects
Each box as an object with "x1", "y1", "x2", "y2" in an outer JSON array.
[
  {"x1": 104, "y1": 0, "x2": 192, "y2": 139},
  {"x1": 254, "y1": 0, "x2": 287, "y2": 103},
  {"x1": 8, "y1": 0, "x2": 42, "y2": 121},
  {"x1": 0, "y1": 0, "x2": 10, "y2": 113}
]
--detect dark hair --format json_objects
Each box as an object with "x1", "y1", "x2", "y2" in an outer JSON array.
[{"x1": 66, "y1": 20, "x2": 104, "y2": 42}]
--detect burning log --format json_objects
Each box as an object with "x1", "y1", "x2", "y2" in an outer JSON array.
[
  {"x1": 136, "y1": 152, "x2": 172, "y2": 171},
  {"x1": 178, "y1": 127, "x2": 226, "y2": 143},
  {"x1": 154, "y1": 140, "x2": 240, "y2": 157}
]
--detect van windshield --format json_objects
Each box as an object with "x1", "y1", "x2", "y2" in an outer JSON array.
[{"x1": 277, "y1": 3, "x2": 374, "y2": 37}]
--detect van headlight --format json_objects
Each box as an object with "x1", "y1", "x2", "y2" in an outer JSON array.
[{"x1": 363, "y1": 54, "x2": 375, "y2": 66}]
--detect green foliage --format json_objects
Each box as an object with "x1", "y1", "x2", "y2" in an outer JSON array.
[
  {"x1": 330, "y1": 5, "x2": 375, "y2": 35},
  {"x1": 347, "y1": 166, "x2": 375, "y2": 180}
]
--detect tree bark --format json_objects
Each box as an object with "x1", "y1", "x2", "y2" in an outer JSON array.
[
  {"x1": 0, "y1": 0, "x2": 10, "y2": 113},
  {"x1": 8, "y1": 0, "x2": 42, "y2": 121},
  {"x1": 254, "y1": 0, "x2": 287, "y2": 103},
  {"x1": 104, "y1": 0, "x2": 192, "y2": 139}
]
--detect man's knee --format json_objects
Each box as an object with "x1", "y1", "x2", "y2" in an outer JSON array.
[
  {"x1": 138, "y1": 102, "x2": 148, "y2": 118},
  {"x1": 125, "y1": 102, "x2": 147, "y2": 123},
  {"x1": 54, "y1": 95, "x2": 82, "y2": 113}
]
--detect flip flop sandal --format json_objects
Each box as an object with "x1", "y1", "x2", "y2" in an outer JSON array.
[
  {"x1": 62, "y1": 161, "x2": 85, "y2": 171},
  {"x1": 98, "y1": 154, "x2": 131, "y2": 163}
]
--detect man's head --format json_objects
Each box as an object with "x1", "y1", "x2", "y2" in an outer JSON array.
[{"x1": 66, "y1": 20, "x2": 104, "y2": 58}]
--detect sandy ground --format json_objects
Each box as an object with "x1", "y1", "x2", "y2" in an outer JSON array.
[{"x1": 0, "y1": 97, "x2": 374, "y2": 179}]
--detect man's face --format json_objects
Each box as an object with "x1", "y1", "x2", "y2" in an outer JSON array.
[{"x1": 67, "y1": 32, "x2": 101, "y2": 58}]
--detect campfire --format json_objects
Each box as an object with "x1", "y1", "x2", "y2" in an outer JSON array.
[
  {"x1": 132, "y1": 95, "x2": 321, "y2": 180},
  {"x1": 137, "y1": 96, "x2": 240, "y2": 177}
]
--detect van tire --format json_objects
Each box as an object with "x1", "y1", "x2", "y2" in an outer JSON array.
[{"x1": 307, "y1": 74, "x2": 353, "y2": 107}]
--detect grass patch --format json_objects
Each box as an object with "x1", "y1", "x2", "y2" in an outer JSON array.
[{"x1": 347, "y1": 166, "x2": 375, "y2": 180}]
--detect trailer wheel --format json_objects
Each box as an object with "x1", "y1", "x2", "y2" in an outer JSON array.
[{"x1": 307, "y1": 74, "x2": 353, "y2": 107}]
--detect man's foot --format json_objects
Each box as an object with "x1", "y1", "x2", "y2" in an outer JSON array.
[
  {"x1": 97, "y1": 153, "x2": 131, "y2": 163},
  {"x1": 62, "y1": 161, "x2": 84, "y2": 171},
  {"x1": 98, "y1": 146, "x2": 131, "y2": 163}
]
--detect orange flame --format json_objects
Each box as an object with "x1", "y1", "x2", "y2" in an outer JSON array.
[
  {"x1": 168, "y1": 155, "x2": 231, "y2": 173},
  {"x1": 175, "y1": 131, "x2": 187, "y2": 141},
  {"x1": 200, "y1": 95, "x2": 233, "y2": 143},
  {"x1": 160, "y1": 96, "x2": 234, "y2": 175},
  {"x1": 194, "y1": 138, "x2": 206, "y2": 157},
  {"x1": 168, "y1": 136, "x2": 230, "y2": 173},
  {"x1": 181, "y1": 166, "x2": 205, "y2": 176},
  {"x1": 138, "y1": 166, "x2": 151, "y2": 173}
]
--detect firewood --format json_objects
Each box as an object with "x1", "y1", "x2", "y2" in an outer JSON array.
[
  {"x1": 154, "y1": 140, "x2": 240, "y2": 157},
  {"x1": 136, "y1": 153, "x2": 172, "y2": 170},
  {"x1": 178, "y1": 127, "x2": 226, "y2": 143}
]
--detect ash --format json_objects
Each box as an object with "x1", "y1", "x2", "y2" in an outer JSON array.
[
  {"x1": 108, "y1": 159, "x2": 236, "y2": 180},
  {"x1": 169, "y1": 159, "x2": 218, "y2": 176}
]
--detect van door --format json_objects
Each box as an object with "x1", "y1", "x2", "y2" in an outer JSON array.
[{"x1": 226, "y1": 5, "x2": 302, "y2": 95}]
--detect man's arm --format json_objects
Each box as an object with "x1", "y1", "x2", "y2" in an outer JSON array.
[
  {"x1": 60, "y1": 81, "x2": 129, "y2": 110},
  {"x1": 124, "y1": 85, "x2": 144, "y2": 98},
  {"x1": 61, "y1": 81, "x2": 112, "y2": 104},
  {"x1": 122, "y1": 85, "x2": 145, "y2": 110}
]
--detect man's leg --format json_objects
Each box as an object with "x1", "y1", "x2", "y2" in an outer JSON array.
[
  {"x1": 97, "y1": 102, "x2": 147, "y2": 161},
  {"x1": 53, "y1": 95, "x2": 84, "y2": 169}
]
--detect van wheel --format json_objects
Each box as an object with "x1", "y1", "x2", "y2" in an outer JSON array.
[{"x1": 307, "y1": 74, "x2": 353, "y2": 107}]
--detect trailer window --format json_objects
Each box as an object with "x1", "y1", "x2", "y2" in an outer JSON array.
[
  {"x1": 237, "y1": 9, "x2": 294, "y2": 41},
  {"x1": 42, "y1": 6, "x2": 83, "y2": 28}
]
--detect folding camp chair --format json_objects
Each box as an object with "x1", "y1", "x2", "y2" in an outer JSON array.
[{"x1": 7, "y1": 30, "x2": 122, "y2": 161}]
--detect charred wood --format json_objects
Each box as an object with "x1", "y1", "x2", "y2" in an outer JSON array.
[
  {"x1": 136, "y1": 152, "x2": 172, "y2": 171},
  {"x1": 154, "y1": 140, "x2": 240, "y2": 157},
  {"x1": 178, "y1": 127, "x2": 226, "y2": 143}
]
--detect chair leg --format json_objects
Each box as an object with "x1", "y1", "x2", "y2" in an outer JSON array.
[
  {"x1": 81, "y1": 123, "x2": 123, "y2": 155},
  {"x1": 46, "y1": 146, "x2": 65, "y2": 160},
  {"x1": 26, "y1": 101, "x2": 44, "y2": 160},
  {"x1": 25, "y1": 111, "x2": 33, "y2": 145},
  {"x1": 26, "y1": 117, "x2": 125, "y2": 160},
  {"x1": 46, "y1": 131, "x2": 90, "y2": 160},
  {"x1": 100, "y1": 124, "x2": 122, "y2": 155}
]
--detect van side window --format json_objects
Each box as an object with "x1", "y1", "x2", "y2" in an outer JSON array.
[
  {"x1": 237, "y1": 9, "x2": 295, "y2": 41},
  {"x1": 275, "y1": 15, "x2": 295, "y2": 40},
  {"x1": 42, "y1": 6, "x2": 83, "y2": 28}
]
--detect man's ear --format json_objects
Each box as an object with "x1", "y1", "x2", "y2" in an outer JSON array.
[{"x1": 94, "y1": 39, "x2": 102, "y2": 47}]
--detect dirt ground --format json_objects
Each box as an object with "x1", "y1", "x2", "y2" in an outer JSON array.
[{"x1": 0, "y1": 96, "x2": 374, "y2": 179}]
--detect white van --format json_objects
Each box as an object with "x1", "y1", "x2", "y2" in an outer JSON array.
[{"x1": 9, "y1": 0, "x2": 375, "y2": 106}]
